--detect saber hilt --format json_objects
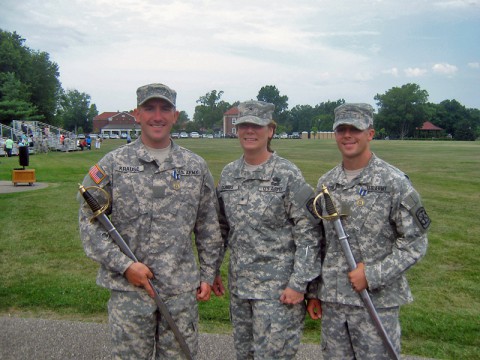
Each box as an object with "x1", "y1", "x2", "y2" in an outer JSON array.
[
  {"x1": 312, "y1": 185, "x2": 344, "y2": 221},
  {"x1": 79, "y1": 185, "x2": 101, "y2": 212},
  {"x1": 322, "y1": 185, "x2": 339, "y2": 217},
  {"x1": 78, "y1": 184, "x2": 109, "y2": 220}
]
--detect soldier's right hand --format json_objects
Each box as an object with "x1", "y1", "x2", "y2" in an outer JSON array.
[
  {"x1": 124, "y1": 262, "x2": 155, "y2": 298},
  {"x1": 306, "y1": 299, "x2": 322, "y2": 320}
]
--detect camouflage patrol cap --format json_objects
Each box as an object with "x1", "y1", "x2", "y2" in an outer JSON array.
[
  {"x1": 236, "y1": 100, "x2": 275, "y2": 126},
  {"x1": 136, "y1": 83, "x2": 176, "y2": 107},
  {"x1": 333, "y1": 103, "x2": 374, "y2": 131}
]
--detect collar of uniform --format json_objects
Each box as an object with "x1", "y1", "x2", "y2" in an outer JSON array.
[
  {"x1": 232, "y1": 152, "x2": 278, "y2": 180},
  {"x1": 136, "y1": 139, "x2": 185, "y2": 170},
  {"x1": 339, "y1": 153, "x2": 378, "y2": 189},
  {"x1": 354, "y1": 152, "x2": 378, "y2": 185}
]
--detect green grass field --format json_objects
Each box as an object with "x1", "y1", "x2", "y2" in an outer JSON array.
[{"x1": 1, "y1": 138, "x2": 479, "y2": 359}]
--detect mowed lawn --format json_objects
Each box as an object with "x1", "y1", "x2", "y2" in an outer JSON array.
[{"x1": 0, "y1": 138, "x2": 479, "y2": 359}]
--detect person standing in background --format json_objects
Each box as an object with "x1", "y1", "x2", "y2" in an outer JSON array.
[{"x1": 4, "y1": 137, "x2": 14, "y2": 157}]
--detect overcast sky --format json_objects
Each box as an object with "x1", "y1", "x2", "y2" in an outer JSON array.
[{"x1": 1, "y1": 0, "x2": 479, "y2": 118}]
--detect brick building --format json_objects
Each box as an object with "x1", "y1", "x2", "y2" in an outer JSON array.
[{"x1": 93, "y1": 111, "x2": 140, "y2": 137}]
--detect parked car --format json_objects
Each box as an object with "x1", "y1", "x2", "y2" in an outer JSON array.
[
  {"x1": 110, "y1": 134, "x2": 120, "y2": 139},
  {"x1": 190, "y1": 132, "x2": 200, "y2": 138},
  {"x1": 77, "y1": 134, "x2": 85, "y2": 139},
  {"x1": 102, "y1": 134, "x2": 110, "y2": 139},
  {"x1": 180, "y1": 132, "x2": 188, "y2": 138},
  {"x1": 291, "y1": 132, "x2": 301, "y2": 139},
  {"x1": 171, "y1": 132, "x2": 179, "y2": 139}
]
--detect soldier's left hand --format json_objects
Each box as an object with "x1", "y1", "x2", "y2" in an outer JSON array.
[
  {"x1": 280, "y1": 287, "x2": 305, "y2": 305},
  {"x1": 196, "y1": 281, "x2": 212, "y2": 301},
  {"x1": 348, "y1": 262, "x2": 368, "y2": 292}
]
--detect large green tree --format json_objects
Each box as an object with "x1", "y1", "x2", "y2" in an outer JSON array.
[
  {"x1": 193, "y1": 90, "x2": 232, "y2": 131},
  {"x1": 314, "y1": 100, "x2": 345, "y2": 131},
  {"x1": 289, "y1": 104, "x2": 315, "y2": 133},
  {"x1": 0, "y1": 72, "x2": 43, "y2": 122},
  {"x1": 0, "y1": 29, "x2": 62, "y2": 125},
  {"x1": 27, "y1": 50, "x2": 61, "y2": 124},
  {"x1": 431, "y1": 100, "x2": 478, "y2": 140},
  {"x1": 374, "y1": 83, "x2": 429, "y2": 139},
  {"x1": 57, "y1": 89, "x2": 98, "y2": 133}
]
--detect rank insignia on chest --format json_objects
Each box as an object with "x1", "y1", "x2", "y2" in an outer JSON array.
[{"x1": 271, "y1": 176, "x2": 281, "y2": 186}]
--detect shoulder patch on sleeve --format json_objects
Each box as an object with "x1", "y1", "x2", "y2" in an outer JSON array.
[
  {"x1": 402, "y1": 191, "x2": 431, "y2": 231},
  {"x1": 89, "y1": 164, "x2": 107, "y2": 184},
  {"x1": 415, "y1": 207, "x2": 431, "y2": 230},
  {"x1": 294, "y1": 184, "x2": 321, "y2": 223}
]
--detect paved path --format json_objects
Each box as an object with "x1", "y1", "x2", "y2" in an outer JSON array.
[
  {"x1": 0, "y1": 180, "x2": 49, "y2": 194},
  {"x1": 1, "y1": 316, "x2": 436, "y2": 360}
]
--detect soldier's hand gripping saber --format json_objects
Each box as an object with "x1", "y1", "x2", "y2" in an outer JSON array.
[
  {"x1": 314, "y1": 185, "x2": 400, "y2": 360},
  {"x1": 78, "y1": 184, "x2": 194, "y2": 360}
]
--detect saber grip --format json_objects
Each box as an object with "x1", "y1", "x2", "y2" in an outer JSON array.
[
  {"x1": 78, "y1": 185, "x2": 102, "y2": 213},
  {"x1": 321, "y1": 185, "x2": 338, "y2": 217}
]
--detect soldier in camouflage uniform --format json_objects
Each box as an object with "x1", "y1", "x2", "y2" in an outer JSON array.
[
  {"x1": 307, "y1": 103, "x2": 430, "y2": 359},
  {"x1": 78, "y1": 83, "x2": 222, "y2": 359},
  {"x1": 213, "y1": 100, "x2": 322, "y2": 359}
]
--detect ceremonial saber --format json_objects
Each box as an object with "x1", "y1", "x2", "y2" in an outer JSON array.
[
  {"x1": 314, "y1": 185, "x2": 400, "y2": 360},
  {"x1": 78, "y1": 184, "x2": 194, "y2": 360}
]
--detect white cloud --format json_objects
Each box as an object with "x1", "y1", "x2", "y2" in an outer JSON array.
[
  {"x1": 1, "y1": 0, "x2": 479, "y2": 113},
  {"x1": 434, "y1": 0, "x2": 480, "y2": 9},
  {"x1": 404, "y1": 68, "x2": 428, "y2": 77},
  {"x1": 382, "y1": 68, "x2": 400, "y2": 77},
  {"x1": 432, "y1": 63, "x2": 459, "y2": 76}
]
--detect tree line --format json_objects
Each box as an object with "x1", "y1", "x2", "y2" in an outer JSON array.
[
  {"x1": 191, "y1": 84, "x2": 480, "y2": 141},
  {"x1": 1, "y1": 29, "x2": 479, "y2": 140},
  {"x1": 0, "y1": 30, "x2": 98, "y2": 134}
]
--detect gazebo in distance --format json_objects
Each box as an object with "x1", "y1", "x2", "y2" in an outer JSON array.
[{"x1": 415, "y1": 121, "x2": 445, "y2": 139}]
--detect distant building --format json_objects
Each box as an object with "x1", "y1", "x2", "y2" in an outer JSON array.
[
  {"x1": 223, "y1": 107, "x2": 239, "y2": 137},
  {"x1": 415, "y1": 121, "x2": 444, "y2": 138},
  {"x1": 93, "y1": 111, "x2": 139, "y2": 137}
]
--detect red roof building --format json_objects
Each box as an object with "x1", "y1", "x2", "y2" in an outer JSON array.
[
  {"x1": 415, "y1": 121, "x2": 444, "y2": 138},
  {"x1": 93, "y1": 111, "x2": 137, "y2": 135}
]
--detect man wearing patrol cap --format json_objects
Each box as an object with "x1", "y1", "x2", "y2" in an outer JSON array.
[
  {"x1": 78, "y1": 83, "x2": 222, "y2": 359},
  {"x1": 306, "y1": 103, "x2": 430, "y2": 359},
  {"x1": 213, "y1": 100, "x2": 322, "y2": 359}
]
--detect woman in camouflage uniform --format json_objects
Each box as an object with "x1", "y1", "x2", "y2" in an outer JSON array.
[{"x1": 213, "y1": 100, "x2": 322, "y2": 359}]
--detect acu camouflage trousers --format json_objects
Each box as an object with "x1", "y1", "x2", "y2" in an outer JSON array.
[
  {"x1": 230, "y1": 293, "x2": 306, "y2": 360},
  {"x1": 320, "y1": 302, "x2": 401, "y2": 360},
  {"x1": 108, "y1": 289, "x2": 198, "y2": 359}
]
